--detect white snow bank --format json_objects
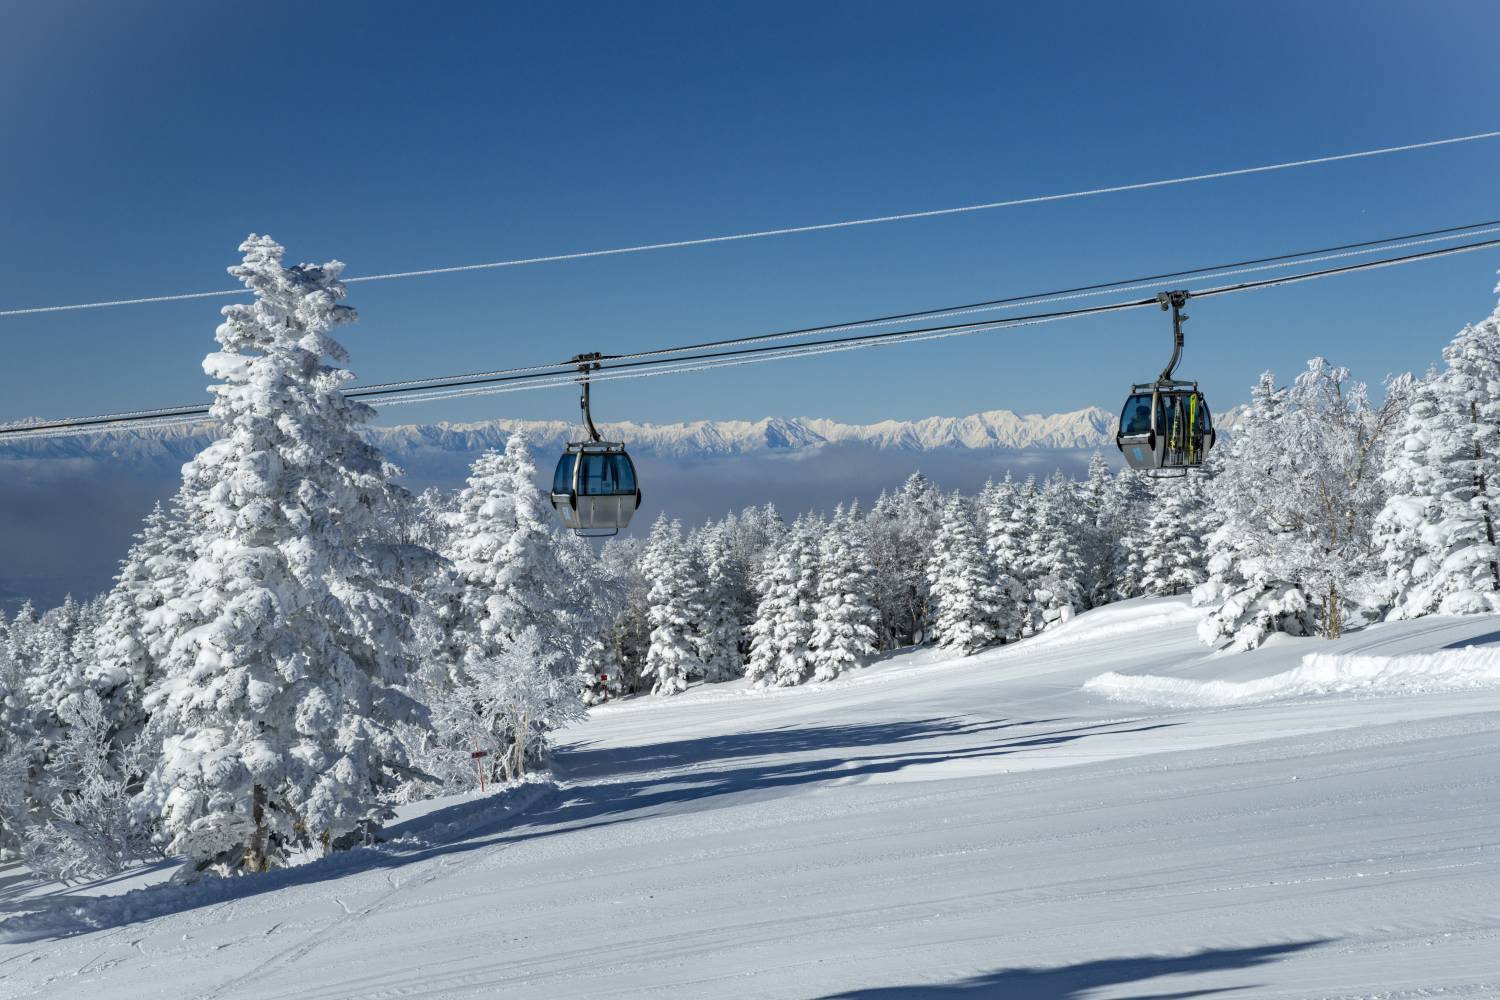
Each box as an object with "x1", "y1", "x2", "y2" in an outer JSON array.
[
  {"x1": 1021, "y1": 598, "x2": 1203, "y2": 651},
  {"x1": 1083, "y1": 647, "x2": 1500, "y2": 708}
]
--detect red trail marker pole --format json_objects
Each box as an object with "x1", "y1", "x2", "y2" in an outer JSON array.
[{"x1": 471, "y1": 737, "x2": 490, "y2": 792}]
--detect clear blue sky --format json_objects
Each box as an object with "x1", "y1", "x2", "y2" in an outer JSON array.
[{"x1": 4, "y1": 1, "x2": 1500, "y2": 427}]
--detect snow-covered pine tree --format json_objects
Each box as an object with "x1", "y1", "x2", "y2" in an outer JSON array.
[
  {"x1": 993, "y1": 474, "x2": 1040, "y2": 633},
  {"x1": 1196, "y1": 362, "x2": 1405, "y2": 647},
  {"x1": 1195, "y1": 372, "x2": 1315, "y2": 649},
  {"x1": 639, "y1": 515, "x2": 705, "y2": 695},
  {"x1": 928, "y1": 492, "x2": 1005, "y2": 654},
  {"x1": 20, "y1": 595, "x2": 89, "y2": 720},
  {"x1": 809, "y1": 504, "x2": 879, "y2": 681},
  {"x1": 93, "y1": 492, "x2": 198, "y2": 747},
  {"x1": 981, "y1": 472, "x2": 1028, "y2": 641},
  {"x1": 137, "y1": 235, "x2": 438, "y2": 875},
  {"x1": 745, "y1": 516, "x2": 820, "y2": 686},
  {"x1": 1102, "y1": 467, "x2": 1152, "y2": 601},
  {"x1": 1376, "y1": 303, "x2": 1500, "y2": 617},
  {"x1": 697, "y1": 522, "x2": 747, "y2": 682},
  {"x1": 434, "y1": 432, "x2": 584, "y2": 775},
  {"x1": 1027, "y1": 473, "x2": 1086, "y2": 628},
  {"x1": 1139, "y1": 476, "x2": 1210, "y2": 596},
  {"x1": 867, "y1": 474, "x2": 943, "y2": 647},
  {"x1": 0, "y1": 641, "x2": 34, "y2": 860},
  {"x1": 1076, "y1": 452, "x2": 1118, "y2": 608},
  {"x1": 23, "y1": 690, "x2": 157, "y2": 881}
]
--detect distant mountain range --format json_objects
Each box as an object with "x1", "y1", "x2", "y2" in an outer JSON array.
[{"x1": 4, "y1": 406, "x2": 1128, "y2": 465}]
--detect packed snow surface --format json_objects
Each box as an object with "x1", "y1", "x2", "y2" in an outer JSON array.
[{"x1": 4, "y1": 597, "x2": 1500, "y2": 999}]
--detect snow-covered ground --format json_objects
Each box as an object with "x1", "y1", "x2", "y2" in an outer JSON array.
[{"x1": 3, "y1": 597, "x2": 1500, "y2": 999}]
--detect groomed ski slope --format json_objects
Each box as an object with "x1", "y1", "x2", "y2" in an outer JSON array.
[{"x1": 4, "y1": 597, "x2": 1500, "y2": 999}]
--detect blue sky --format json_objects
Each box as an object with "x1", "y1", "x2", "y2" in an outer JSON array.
[{"x1": 4, "y1": 1, "x2": 1500, "y2": 427}]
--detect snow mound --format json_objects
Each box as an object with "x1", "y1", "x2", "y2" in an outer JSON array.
[
  {"x1": 1022, "y1": 597, "x2": 1203, "y2": 650},
  {"x1": 1083, "y1": 647, "x2": 1500, "y2": 708}
]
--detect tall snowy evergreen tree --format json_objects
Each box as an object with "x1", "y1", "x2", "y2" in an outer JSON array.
[
  {"x1": 136, "y1": 235, "x2": 438, "y2": 875},
  {"x1": 435, "y1": 432, "x2": 584, "y2": 773},
  {"x1": 639, "y1": 515, "x2": 705, "y2": 695},
  {"x1": 1377, "y1": 302, "x2": 1500, "y2": 617},
  {"x1": 1195, "y1": 372, "x2": 1316, "y2": 649},
  {"x1": 1139, "y1": 476, "x2": 1210, "y2": 596},
  {"x1": 809, "y1": 505, "x2": 878, "y2": 681},
  {"x1": 746, "y1": 517, "x2": 820, "y2": 686},
  {"x1": 94, "y1": 491, "x2": 198, "y2": 745},
  {"x1": 866, "y1": 474, "x2": 942, "y2": 647},
  {"x1": 1027, "y1": 473, "x2": 1086, "y2": 628},
  {"x1": 1197, "y1": 362, "x2": 1407, "y2": 647},
  {"x1": 981, "y1": 472, "x2": 1028, "y2": 641},
  {"x1": 697, "y1": 522, "x2": 747, "y2": 682},
  {"x1": 928, "y1": 493, "x2": 1005, "y2": 654},
  {"x1": 1076, "y1": 453, "x2": 1118, "y2": 608},
  {"x1": 991, "y1": 474, "x2": 1039, "y2": 632},
  {"x1": 1103, "y1": 468, "x2": 1152, "y2": 600}
]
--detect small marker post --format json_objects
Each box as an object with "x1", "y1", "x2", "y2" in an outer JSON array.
[{"x1": 470, "y1": 737, "x2": 490, "y2": 792}]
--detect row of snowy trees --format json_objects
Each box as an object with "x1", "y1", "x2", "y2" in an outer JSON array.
[{"x1": 586, "y1": 458, "x2": 1217, "y2": 697}]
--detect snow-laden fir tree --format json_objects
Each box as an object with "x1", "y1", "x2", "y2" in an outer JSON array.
[
  {"x1": 639, "y1": 515, "x2": 706, "y2": 695},
  {"x1": 1195, "y1": 372, "x2": 1316, "y2": 649},
  {"x1": 1076, "y1": 453, "x2": 1119, "y2": 608},
  {"x1": 441, "y1": 432, "x2": 573, "y2": 655},
  {"x1": 1026, "y1": 473, "x2": 1086, "y2": 628},
  {"x1": 1139, "y1": 475, "x2": 1211, "y2": 596},
  {"x1": 1195, "y1": 362, "x2": 1406, "y2": 647},
  {"x1": 19, "y1": 595, "x2": 94, "y2": 721},
  {"x1": 980, "y1": 473, "x2": 1027, "y2": 641},
  {"x1": 696, "y1": 522, "x2": 747, "y2": 682},
  {"x1": 808, "y1": 504, "x2": 879, "y2": 681},
  {"x1": 0, "y1": 641, "x2": 34, "y2": 860},
  {"x1": 1102, "y1": 468, "x2": 1152, "y2": 601},
  {"x1": 434, "y1": 432, "x2": 585, "y2": 774},
  {"x1": 93, "y1": 491, "x2": 199, "y2": 747},
  {"x1": 867, "y1": 474, "x2": 942, "y2": 647},
  {"x1": 989, "y1": 473, "x2": 1039, "y2": 633},
  {"x1": 746, "y1": 516, "x2": 821, "y2": 686},
  {"x1": 136, "y1": 235, "x2": 438, "y2": 875},
  {"x1": 928, "y1": 492, "x2": 1006, "y2": 654},
  {"x1": 1376, "y1": 301, "x2": 1500, "y2": 617},
  {"x1": 22, "y1": 690, "x2": 158, "y2": 882}
]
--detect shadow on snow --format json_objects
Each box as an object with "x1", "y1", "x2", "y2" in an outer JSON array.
[
  {"x1": 815, "y1": 940, "x2": 1330, "y2": 999},
  {"x1": 0, "y1": 714, "x2": 1176, "y2": 942}
]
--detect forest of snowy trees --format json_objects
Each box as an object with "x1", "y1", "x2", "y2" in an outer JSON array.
[{"x1": 4, "y1": 235, "x2": 1500, "y2": 883}]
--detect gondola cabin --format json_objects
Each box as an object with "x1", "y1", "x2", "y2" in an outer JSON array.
[
  {"x1": 551, "y1": 441, "x2": 641, "y2": 536},
  {"x1": 1116, "y1": 380, "x2": 1215, "y2": 473}
]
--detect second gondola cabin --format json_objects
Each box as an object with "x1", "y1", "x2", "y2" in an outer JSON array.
[
  {"x1": 549, "y1": 353, "x2": 643, "y2": 536},
  {"x1": 1114, "y1": 290, "x2": 1216, "y2": 475},
  {"x1": 551, "y1": 441, "x2": 641, "y2": 535},
  {"x1": 1116, "y1": 380, "x2": 1215, "y2": 473}
]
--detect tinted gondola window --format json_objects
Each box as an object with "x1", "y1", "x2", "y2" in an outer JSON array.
[
  {"x1": 1119, "y1": 394, "x2": 1155, "y2": 436},
  {"x1": 552, "y1": 453, "x2": 577, "y2": 495},
  {"x1": 608, "y1": 454, "x2": 637, "y2": 493},
  {"x1": 578, "y1": 452, "x2": 637, "y2": 495}
]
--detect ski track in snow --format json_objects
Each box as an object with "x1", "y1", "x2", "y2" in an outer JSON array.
[{"x1": 3, "y1": 598, "x2": 1500, "y2": 999}]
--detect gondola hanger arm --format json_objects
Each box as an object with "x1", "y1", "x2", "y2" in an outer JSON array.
[{"x1": 1156, "y1": 290, "x2": 1190, "y2": 382}]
